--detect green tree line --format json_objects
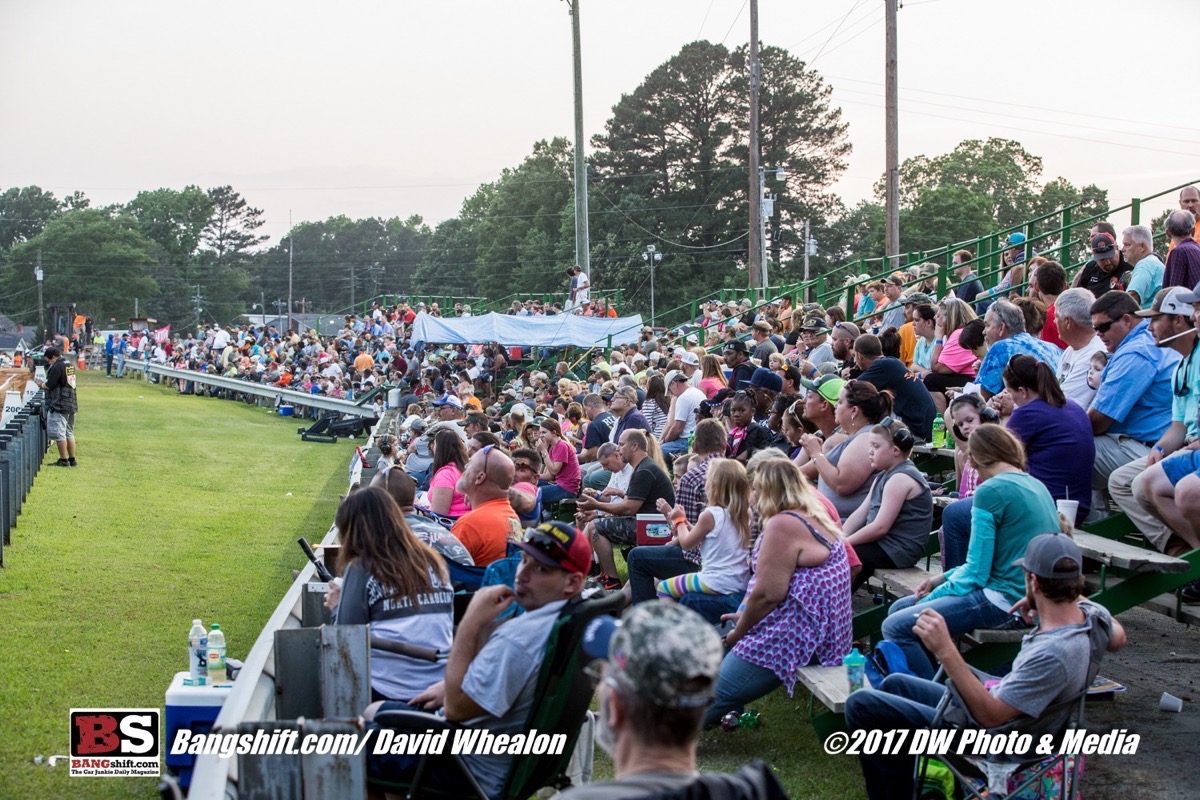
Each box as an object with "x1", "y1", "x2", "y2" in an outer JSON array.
[{"x1": 0, "y1": 40, "x2": 1110, "y2": 332}]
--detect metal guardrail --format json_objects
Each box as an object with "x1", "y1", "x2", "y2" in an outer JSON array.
[
  {"x1": 0, "y1": 390, "x2": 49, "y2": 567},
  {"x1": 144, "y1": 364, "x2": 379, "y2": 419},
  {"x1": 184, "y1": 413, "x2": 392, "y2": 799}
]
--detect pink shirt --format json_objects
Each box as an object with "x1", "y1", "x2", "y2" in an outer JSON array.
[
  {"x1": 429, "y1": 464, "x2": 471, "y2": 517},
  {"x1": 937, "y1": 329, "x2": 977, "y2": 376},
  {"x1": 547, "y1": 439, "x2": 581, "y2": 494}
]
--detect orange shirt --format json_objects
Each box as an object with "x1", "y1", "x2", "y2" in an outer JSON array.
[
  {"x1": 353, "y1": 352, "x2": 374, "y2": 373},
  {"x1": 898, "y1": 322, "x2": 916, "y2": 367},
  {"x1": 451, "y1": 498, "x2": 522, "y2": 566}
]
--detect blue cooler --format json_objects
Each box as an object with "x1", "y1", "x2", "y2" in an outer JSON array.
[{"x1": 164, "y1": 671, "x2": 232, "y2": 788}]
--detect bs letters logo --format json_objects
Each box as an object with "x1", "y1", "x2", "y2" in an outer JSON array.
[{"x1": 69, "y1": 709, "x2": 160, "y2": 777}]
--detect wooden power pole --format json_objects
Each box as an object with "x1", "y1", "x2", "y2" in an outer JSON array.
[{"x1": 884, "y1": 0, "x2": 900, "y2": 270}]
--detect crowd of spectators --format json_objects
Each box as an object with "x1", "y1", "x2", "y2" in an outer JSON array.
[{"x1": 132, "y1": 188, "x2": 1200, "y2": 798}]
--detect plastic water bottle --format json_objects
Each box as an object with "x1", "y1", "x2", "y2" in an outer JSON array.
[
  {"x1": 206, "y1": 624, "x2": 227, "y2": 684},
  {"x1": 845, "y1": 647, "x2": 867, "y2": 693},
  {"x1": 188, "y1": 619, "x2": 208, "y2": 685}
]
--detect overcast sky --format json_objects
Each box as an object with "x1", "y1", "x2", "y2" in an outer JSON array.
[{"x1": 3, "y1": 0, "x2": 1198, "y2": 247}]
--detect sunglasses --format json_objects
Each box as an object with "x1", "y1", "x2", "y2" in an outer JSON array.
[
  {"x1": 523, "y1": 525, "x2": 573, "y2": 562},
  {"x1": 877, "y1": 415, "x2": 917, "y2": 450},
  {"x1": 1094, "y1": 315, "x2": 1126, "y2": 335}
]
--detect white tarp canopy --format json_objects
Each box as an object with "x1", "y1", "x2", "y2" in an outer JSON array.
[{"x1": 411, "y1": 311, "x2": 644, "y2": 348}]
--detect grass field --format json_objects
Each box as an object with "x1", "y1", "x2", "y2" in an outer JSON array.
[{"x1": 0, "y1": 371, "x2": 352, "y2": 799}]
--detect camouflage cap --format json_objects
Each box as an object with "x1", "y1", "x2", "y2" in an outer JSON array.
[{"x1": 582, "y1": 602, "x2": 723, "y2": 709}]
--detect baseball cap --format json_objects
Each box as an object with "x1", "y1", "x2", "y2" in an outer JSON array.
[
  {"x1": 432, "y1": 394, "x2": 463, "y2": 410},
  {"x1": 747, "y1": 367, "x2": 783, "y2": 393},
  {"x1": 1090, "y1": 232, "x2": 1117, "y2": 258},
  {"x1": 901, "y1": 292, "x2": 933, "y2": 306},
  {"x1": 799, "y1": 314, "x2": 829, "y2": 332},
  {"x1": 752, "y1": 320, "x2": 772, "y2": 333},
  {"x1": 884, "y1": 274, "x2": 904, "y2": 287},
  {"x1": 1135, "y1": 286, "x2": 1195, "y2": 318},
  {"x1": 1006, "y1": 232, "x2": 1027, "y2": 246},
  {"x1": 613, "y1": 385, "x2": 639, "y2": 403},
  {"x1": 801, "y1": 374, "x2": 846, "y2": 405},
  {"x1": 582, "y1": 603, "x2": 723, "y2": 709},
  {"x1": 1178, "y1": 280, "x2": 1200, "y2": 305},
  {"x1": 515, "y1": 521, "x2": 591, "y2": 576},
  {"x1": 679, "y1": 350, "x2": 700, "y2": 367},
  {"x1": 723, "y1": 339, "x2": 749, "y2": 354},
  {"x1": 1012, "y1": 533, "x2": 1082, "y2": 579},
  {"x1": 665, "y1": 369, "x2": 689, "y2": 384}
]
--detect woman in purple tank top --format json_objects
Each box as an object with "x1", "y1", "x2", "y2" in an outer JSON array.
[{"x1": 703, "y1": 458, "x2": 853, "y2": 728}]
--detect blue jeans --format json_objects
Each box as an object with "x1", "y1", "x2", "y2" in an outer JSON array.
[
  {"x1": 882, "y1": 590, "x2": 1010, "y2": 680},
  {"x1": 679, "y1": 591, "x2": 743, "y2": 626},
  {"x1": 626, "y1": 545, "x2": 694, "y2": 604},
  {"x1": 367, "y1": 701, "x2": 479, "y2": 795},
  {"x1": 844, "y1": 673, "x2": 945, "y2": 800},
  {"x1": 703, "y1": 651, "x2": 781, "y2": 729},
  {"x1": 940, "y1": 496, "x2": 973, "y2": 571},
  {"x1": 660, "y1": 438, "x2": 690, "y2": 458},
  {"x1": 538, "y1": 482, "x2": 577, "y2": 504}
]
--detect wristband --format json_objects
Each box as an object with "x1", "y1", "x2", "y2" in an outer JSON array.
[
  {"x1": 934, "y1": 339, "x2": 944, "y2": 346},
  {"x1": 1152, "y1": 445, "x2": 1165, "y2": 454}
]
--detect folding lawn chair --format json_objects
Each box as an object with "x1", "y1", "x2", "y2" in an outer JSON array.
[
  {"x1": 369, "y1": 589, "x2": 626, "y2": 799},
  {"x1": 914, "y1": 666, "x2": 1088, "y2": 800}
]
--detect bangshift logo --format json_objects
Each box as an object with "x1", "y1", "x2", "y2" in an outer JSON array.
[{"x1": 69, "y1": 709, "x2": 160, "y2": 777}]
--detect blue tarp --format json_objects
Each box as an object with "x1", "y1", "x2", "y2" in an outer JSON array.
[{"x1": 411, "y1": 311, "x2": 644, "y2": 348}]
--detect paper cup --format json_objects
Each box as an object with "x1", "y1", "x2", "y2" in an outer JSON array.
[
  {"x1": 1160, "y1": 692, "x2": 1184, "y2": 713},
  {"x1": 1056, "y1": 500, "x2": 1079, "y2": 525}
]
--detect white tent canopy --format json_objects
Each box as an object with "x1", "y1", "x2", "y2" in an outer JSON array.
[{"x1": 410, "y1": 311, "x2": 644, "y2": 348}]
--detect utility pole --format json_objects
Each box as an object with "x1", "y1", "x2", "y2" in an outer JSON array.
[
  {"x1": 747, "y1": 0, "x2": 762, "y2": 295},
  {"x1": 884, "y1": 0, "x2": 900, "y2": 270},
  {"x1": 35, "y1": 250, "x2": 44, "y2": 343},
  {"x1": 567, "y1": 1, "x2": 590, "y2": 273},
  {"x1": 287, "y1": 210, "x2": 294, "y2": 332}
]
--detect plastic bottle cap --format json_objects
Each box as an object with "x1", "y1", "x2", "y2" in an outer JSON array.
[
  {"x1": 211, "y1": 624, "x2": 220, "y2": 630},
  {"x1": 193, "y1": 619, "x2": 202, "y2": 625}
]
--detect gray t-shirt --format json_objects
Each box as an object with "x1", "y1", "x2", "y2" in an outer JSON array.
[
  {"x1": 991, "y1": 599, "x2": 1112, "y2": 739},
  {"x1": 460, "y1": 599, "x2": 567, "y2": 798},
  {"x1": 559, "y1": 771, "x2": 698, "y2": 799},
  {"x1": 945, "y1": 600, "x2": 1112, "y2": 743}
]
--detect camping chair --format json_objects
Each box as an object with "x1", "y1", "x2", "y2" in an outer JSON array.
[
  {"x1": 369, "y1": 589, "x2": 626, "y2": 799},
  {"x1": 914, "y1": 666, "x2": 1088, "y2": 800}
]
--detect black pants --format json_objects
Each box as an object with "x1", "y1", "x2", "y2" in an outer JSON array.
[
  {"x1": 850, "y1": 540, "x2": 900, "y2": 592},
  {"x1": 921, "y1": 370, "x2": 970, "y2": 394}
]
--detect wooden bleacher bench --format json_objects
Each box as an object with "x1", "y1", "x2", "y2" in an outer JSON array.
[
  {"x1": 872, "y1": 567, "x2": 932, "y2": 598},
  {"x1": 796, "y1": 665, "x2": 872, "y2": 715},
  {"x1": 1072, "y1": 530, "x2": 1191, "y2": 574}
]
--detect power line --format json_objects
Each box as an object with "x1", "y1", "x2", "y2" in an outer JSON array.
[
  {"x1": 719, "y1": 0, "x2": 748, "y2": 45},
  {"x1": 806, "y1": 0, "x2": 865, "y2": 66}
]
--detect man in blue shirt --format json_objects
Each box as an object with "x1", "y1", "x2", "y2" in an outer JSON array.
[
  {"x1": 1087, "y1": 291, "x2": 1181, "y2": 500},
  {"x1": 976, "y1": 300, "x2": 1062, "y2": 399},
  {"x1": 1109, "y1": 287, "x2": 1200, "y2": 553},
  {"x1": 1121, "y1": 225, "x2": 1165, "y2": 311}
]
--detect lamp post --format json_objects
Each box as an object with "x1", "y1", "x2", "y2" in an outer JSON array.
[
  {"x1": 642, "y1": 245, "x2": 663, "y2": 321},
  {"x1": 758, "y1": 166, "x2": 786, "y2": 295}
]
